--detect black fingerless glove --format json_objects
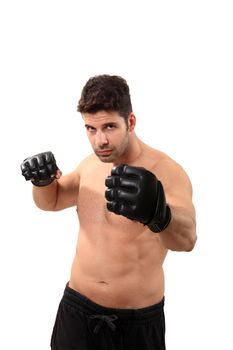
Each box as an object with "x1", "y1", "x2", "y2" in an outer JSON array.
[
  {"x1": 21, "y1": 151, "x2": 59, "y2": 187},
  {"x1": 105, "y1": 164, "x2": 171, "y2": 233}
]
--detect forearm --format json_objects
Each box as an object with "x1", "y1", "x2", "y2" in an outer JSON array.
[
  {"x1": 32, "y1": 180, "x2": 58, "y2": 211},
  {"x1": 158, "y1": 206, "x2": 197, "y2": 252}
]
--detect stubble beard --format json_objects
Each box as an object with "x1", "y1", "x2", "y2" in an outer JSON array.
[{"x1": 96, "y1": 134, "x2": 130, "y2": 164}]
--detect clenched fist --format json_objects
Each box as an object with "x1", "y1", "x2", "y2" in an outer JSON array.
[
  {"x1": 21, "y1": 151, "x2": 61, "y2": 186},
  {"x1": 105, "y1": 164, "x2": 171, "y2": 233}
]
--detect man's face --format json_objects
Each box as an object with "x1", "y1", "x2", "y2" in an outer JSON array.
[{"x1": 83, "y1": 111, "x2": 131, "y2": 163}]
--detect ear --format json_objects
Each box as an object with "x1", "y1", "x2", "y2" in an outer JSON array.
[{"x1": 127, "y1": 113, "x2": 136, "y2": 132}]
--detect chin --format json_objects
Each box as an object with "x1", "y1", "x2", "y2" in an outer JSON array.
[{"x1": 98, "y1": 155, "x2": 115, "y2": 163}]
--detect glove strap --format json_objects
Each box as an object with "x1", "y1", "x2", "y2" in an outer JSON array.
[
  {"x1": 147, "y1": 205, "x2": 172, "y2": 233},
  {"x1": 31, "y1": 177, "x2": 55, "y2": 187}
]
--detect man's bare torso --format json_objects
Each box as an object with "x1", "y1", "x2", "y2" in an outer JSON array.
[{"x1": 69, "y1": 143, "x2": 169, "y2": 309}]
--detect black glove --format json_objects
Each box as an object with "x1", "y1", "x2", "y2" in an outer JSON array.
[
  {"x1": 21, "y1": 151, "x2": 59, "y2": 187},
  {"x1": 105, "y1": 164, "x2": 171, "y2": 233}
]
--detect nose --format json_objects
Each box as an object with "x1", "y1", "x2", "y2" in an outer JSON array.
[{"x1": 95, "y1": 130, "x2": 109, "y2": 148}]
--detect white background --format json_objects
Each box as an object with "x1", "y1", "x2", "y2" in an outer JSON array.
[{"x1": 0, "y1": 0, "x2": 232, "y2": 349}]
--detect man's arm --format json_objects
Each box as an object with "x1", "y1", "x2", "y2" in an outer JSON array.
[
  {"x1": 159, "y1": 205, "x2": 196, "y2": 251},
  {"x1": 105, "y1": 160, "x2": 197, "y2": 252},
  {"x1": 154, "y1": 159, "x2": 197, "y2": 252},
  {"x1": 32, "y1": 170, "x2": 80, "y2": 211}
]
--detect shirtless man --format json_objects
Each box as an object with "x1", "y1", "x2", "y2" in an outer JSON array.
[{"x1": 21, "y1": 75, "x2": 197, "y2": 350}]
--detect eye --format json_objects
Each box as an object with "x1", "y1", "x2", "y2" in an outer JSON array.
[
  {"x1": 105, "y1": 124, "x2": 116, "y2": 130},
  {"x1": 85, "y1": 125, "x2": 96, "y2": 133}
]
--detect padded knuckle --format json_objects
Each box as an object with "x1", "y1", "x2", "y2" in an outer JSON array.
[{"x1": 105, "y1": 189, "x2": 113, "y2": 201}]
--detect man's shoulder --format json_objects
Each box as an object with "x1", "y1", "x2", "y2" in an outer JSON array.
[
  {"x1": 141, "y1": 144, "x2": 190, "y2": 182},
  {"x1": 140, "y1": 144, "x2": 174, "y2": 169},
  {"x1": 80, "y1": 153, "x2": 97, "y2": 165},
  {"x1": 76, "y1": 153, "x2": 97, "y2": 173},
  {"x1": 152, "y1": 154, "x2": 192, "y2": 193}
]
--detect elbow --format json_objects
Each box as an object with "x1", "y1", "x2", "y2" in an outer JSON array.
[
  {"x1": 184, "y1": 231, "x2": 197, "y2": 252},
  {"x1": 183, "y1": 216, "x2": 197, "y2": 252}
]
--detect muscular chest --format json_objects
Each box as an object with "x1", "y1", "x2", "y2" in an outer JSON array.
[
  {"x1": 77, "y1": 169, "x2": 145, "y2": 235},
  {"x1": 77, "y1": 173, "x2": 106, "y2": 221}
]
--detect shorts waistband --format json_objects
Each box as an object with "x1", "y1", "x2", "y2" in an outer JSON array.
[{"x1": 62, "y1": 283, "x2": 164, "y2": 322}]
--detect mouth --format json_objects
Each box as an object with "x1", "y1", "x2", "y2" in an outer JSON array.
[{"x1": 96, "y1": 150, "x2": 112, "y2": 156}]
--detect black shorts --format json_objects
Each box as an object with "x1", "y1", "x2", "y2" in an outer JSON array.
[{"x1": 51, "y1": 284, "x2": 166, "y2": 350}]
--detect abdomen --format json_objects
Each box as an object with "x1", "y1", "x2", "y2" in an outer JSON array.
[{"x1": 69, "y1": 225, "x2": 167, "y2": 308}]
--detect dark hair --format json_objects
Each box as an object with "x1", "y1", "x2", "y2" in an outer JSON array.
[{"x1": 77, "y1": 75, "x2": 132, "y2": 122}]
